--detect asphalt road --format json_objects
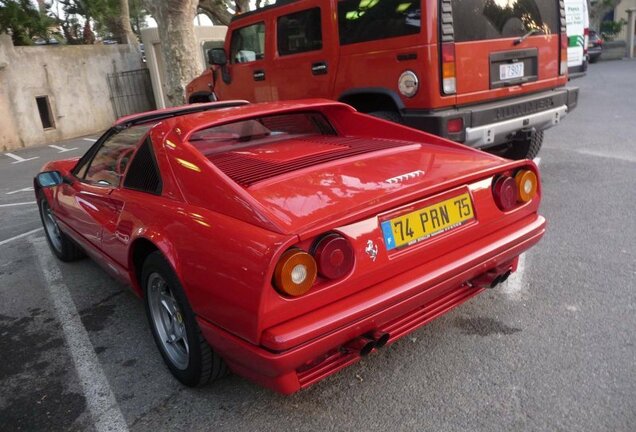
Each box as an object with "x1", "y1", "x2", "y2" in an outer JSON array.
[{"x1": 1, "y1": 60, "x2": 635, "y2": 432}]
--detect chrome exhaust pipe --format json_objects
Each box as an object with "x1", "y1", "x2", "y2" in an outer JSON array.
[
  {"x1": 344, "y1": 337, "x2": 376, "y2": 357},
  {"x1": 368, "y1": 330, "x2": 390, "y2": 349}
]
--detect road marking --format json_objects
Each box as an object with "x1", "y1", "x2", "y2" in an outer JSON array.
[
  {"x1": 575, "y1": 149, "x2": 636, "y2": 163},
  {"x1": 0, "y1": 201, "x2": 36, "y2": 208},
  {"x1": 501, "y1": 253, "x2": 526, "y2": 301},
  {"x1": 82, "y1": 138, "x2": 97, "y2": 142},
  {"x1": 32, "y1": 238, "x2": 129, "y2": 432},
  {"x1": 533, "y1": 157, "x2": 541, "y2": 166},
  {"x1": 49, "y1": 144, "x2": 78, "y2": 153},
  {"x1": 0, "y1": 228, "x2": 43, "y2": 247},
  {"x1": 6, "y1": 187, "x2": 34, "y2": 195},
  {"x1": 4, "y1": 152, "x2": 39, "y2": 164}
]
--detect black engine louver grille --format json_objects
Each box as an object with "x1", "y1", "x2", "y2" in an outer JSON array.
[{"x1": 123, "y1": 138, "x2": 162, "y2": 194}]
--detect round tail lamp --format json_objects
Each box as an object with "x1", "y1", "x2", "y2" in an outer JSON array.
[
  {"x1": 313, "y1": 233, "x2": 355, "y2": 280},
  {"x1": 273, "y1": 249, "x2": 317, "y2": 297},
  {"x1": 515, "y1": 170, "x2": 538, "y2": 202},
  {"x1": 492, "y1": 175, "x2": 518, "y2": 211}
]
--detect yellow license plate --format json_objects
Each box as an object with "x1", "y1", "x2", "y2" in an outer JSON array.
[{"x1": 381, "y1": 192, "x2": 474, "y2": 250}]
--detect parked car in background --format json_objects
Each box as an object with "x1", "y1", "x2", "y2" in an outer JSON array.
[
  {"x1": 34, "y1": 100, "x2": 545, "y2": 394},
  {"x1": 564, "y1": 0, "x2": 590, "y2": 78},
  {"x1": 187, "y1": 0, "x2": 579, "y2": 160},
  {"x1": 588, "y1": 30, "x2": 603, "y2": 63}
]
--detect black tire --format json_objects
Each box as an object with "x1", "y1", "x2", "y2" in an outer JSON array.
[
  {"x1": 589, "y1": 54, "x2": 600, "y2": 64},
  {"x1": 368, "y1": 110, "x2": 402, "y2": 124},
  {"x1": 495, "y1": 130, "x2": 544, "y2": 160},
  {"x1": 38, "y1": 196, "x2": 84, "y2": 262},
  {"x1": 142, "y1": 251, "x2": 227, "y2": 387}
]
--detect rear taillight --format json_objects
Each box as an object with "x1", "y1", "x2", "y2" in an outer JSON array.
[
  {"x1": 515, "y1": 169, "x2": 538, "y2": 202},
  {"x1": 447, "y1": 117, "x2": 463, "y2": 133},
  {"x1": 313, "y1": 233, "x2": 355, "y2": 280},
  {"x1": 584, "y1": 28, "x2": 589, "y2": 55},
  {"x1": 493, "y1": 176, "x2": 518, "y2": 211},
  {"x1": 273, "y1": 249, "x2": 317, "y2": 297},
  {"x1": 274, "y1": 233, "x2": 355, "y2": 297},
  {"x1": 493, "y1": 169, "x2": 539, "y2": 211},
  {"x1": 560, "y1": 32, "x2": 568, "y2": 75},
  {"x1": 441, "y1": 43, "x2": 456, "y2": 94}
]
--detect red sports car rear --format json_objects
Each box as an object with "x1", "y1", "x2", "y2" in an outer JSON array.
[{"x1": 35, "y1": 100, "x2": 545, "y2": 394}]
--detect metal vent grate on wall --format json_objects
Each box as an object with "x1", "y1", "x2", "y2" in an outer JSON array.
[{"x1": 123, "y1": 138, "x2": 162, "y2": 194}]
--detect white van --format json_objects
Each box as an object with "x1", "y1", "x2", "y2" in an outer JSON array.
[{"x1": 565, "y1": 0, "x2": 590, "y2": 78}]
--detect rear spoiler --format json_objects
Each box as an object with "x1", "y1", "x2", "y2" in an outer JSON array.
[{"x1": 114, "y1": 100, "x2": 250, "y2": 129}]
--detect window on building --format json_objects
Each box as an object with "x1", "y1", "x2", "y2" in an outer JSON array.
[{"x1": 35, "y1": 96, "x2": 55, "y2": 129}]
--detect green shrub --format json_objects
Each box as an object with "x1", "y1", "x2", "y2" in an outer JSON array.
[{"x1": 600, "y1": 19, "x2": 627, "y2": 41}]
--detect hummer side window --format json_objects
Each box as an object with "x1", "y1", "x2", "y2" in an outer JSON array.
[
  {"x1": 337, "y1": 0, "x2": 420, "y2": 45},
  {"x1": 277, "y1": 8, "x2": 323, "y2": 56},
  {"x1": 230, "y1": 22, "x2": 266, "y2": 63}
]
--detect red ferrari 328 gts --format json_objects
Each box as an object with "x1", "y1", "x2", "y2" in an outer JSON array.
[{"x1": 35, "y1": 100, "x2": 545, "y2": 394}]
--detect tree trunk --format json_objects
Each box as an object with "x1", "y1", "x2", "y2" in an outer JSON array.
[
  {"x1": 83, "y1": 20, "x2": 95, "y2": 44},
  {"x1": 198, "y1": 0, "x2": 232, "y2": 25},
  {"x1": 144, "y1": 0, "x2": 200, "y2": 106},
  {"x1": 589, "y1": 0, "x2": 621, "y2": 31},
  {"x1": 235, "y1": 0, "x2": 250, "y2": 14},
  {"x1": 35, "y1": 0, "x2": 47, "y2": 13},
  {"x1": 118, "y1": 0, "x2": 140, "y2": 48}
]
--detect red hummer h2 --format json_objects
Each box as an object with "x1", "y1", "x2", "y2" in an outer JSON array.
[{"x1": 186, "y1": 0, "x2": 579, "y2": 159}]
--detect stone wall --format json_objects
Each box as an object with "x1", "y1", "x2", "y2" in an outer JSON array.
[{"x1": 0, "y1": 34, "x2": 144, "y2": 151}]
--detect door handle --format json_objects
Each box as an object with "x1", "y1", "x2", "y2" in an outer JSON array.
[
  {"x1": 253, "y1": 70, "x2": 265, "y2": 81},
  {"x1": 311, "y1": 62, "x2": 328, "y2": 75}
]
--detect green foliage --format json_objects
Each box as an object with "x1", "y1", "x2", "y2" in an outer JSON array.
[
  {"x1": 55, "y1": 0, "x2": 147, "y2": 44},
  {"x1": 600, "y1": 19, "x2": 627, "y2": 40},
  {"x1": 0, "y1": 0, "x2": 56, "y2": 45}
]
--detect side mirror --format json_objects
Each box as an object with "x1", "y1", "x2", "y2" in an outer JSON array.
[
  {"x1": 36, "y1": 171, "x2": 63, "y2": 188},
  {"x1": 208, "y1": 48, "x2": 227, "y2": 66}
]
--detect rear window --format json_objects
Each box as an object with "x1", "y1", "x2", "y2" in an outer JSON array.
[
  {"x1": 189, "y1": 113, "x2": 336, "y2": 156},
  {"x1": 337, "y1": 0, "x2": 421, "y2": 45},
  {"x1": 277, "y1": 8, "x2": 323, "y2": 56},
  {"x1": 451, "y1": 0, "x2": 559, "y2": 42}
]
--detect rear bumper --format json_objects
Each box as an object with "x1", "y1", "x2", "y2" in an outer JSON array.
[
  {"x1": 401, "y1": 87, "x2": 579, "y2": 148},
  {"x1": 197, "y1": 214, "x2": 546, "y2": 394}
]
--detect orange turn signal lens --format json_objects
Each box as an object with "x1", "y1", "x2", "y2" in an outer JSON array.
[
  {"x1": 515, "y1": 170, "x2": 538, "y2": 202},
  {"x1": 273, "y1": 249, "x2": 317, "y2": 297}
]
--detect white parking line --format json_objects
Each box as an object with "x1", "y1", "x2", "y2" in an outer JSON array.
[
  {"x1": 32, "y1": 238, "x2": 129, "y2": 432},
  {"x1": 82, "y1": 138, "x2": 97, "y2": 142},
  {"x1": 0, "y1": 228, "x2": 43, "y2": 247},
  {"x1": 0, "y1": 201, "x2": 36, "y2": 208},
  {"x1": 575, "y1": 149, "x2": 636, "y2": 163},
  {"x1": 501, "y1": 253, "x2": 527, "y2": 301},
  {"x1": 4, "y1": 152, "x2": 39, "y2": 164},
  {"x1": 49, "y1": 144, "x2": 78, "y2": 153},
  {"x1": 6, "y1": 187, "x2": 34, "y2": 195}
]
